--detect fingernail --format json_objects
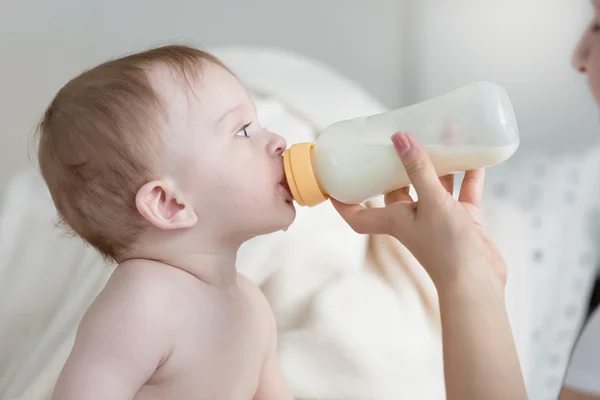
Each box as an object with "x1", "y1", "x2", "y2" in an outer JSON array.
[{"x1": 392, "y1": 132, "x2": 412, "y2": 158}]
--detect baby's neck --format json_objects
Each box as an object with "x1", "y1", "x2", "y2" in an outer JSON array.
[
  {"x1": 162, "y1": 251, "x2": 238, "y2": 287},
  {"x1": 123, "y1": 234, "x2": 241, "y2": 288}
]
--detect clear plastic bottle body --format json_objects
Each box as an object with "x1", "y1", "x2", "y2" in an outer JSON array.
[{"x1": 310, "y1": 81, "x2": 519, "y2": 204}]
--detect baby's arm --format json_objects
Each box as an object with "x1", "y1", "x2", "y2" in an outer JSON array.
[
  {"x1": 253, "y1": 328, "x2": 293, "y2": 400},
  {"x1": 52, "y1": 283, "x2": 172, "y2": 400},
  {"x1": 253, "y1": 300, "x2": 293, "y2": 400}
]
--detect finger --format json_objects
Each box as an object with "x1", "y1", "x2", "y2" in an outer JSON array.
[
  {"x1": 384, "y1": 186, "x2": 413, "y2": 206},
  {"x1": 392, "y1": 132, "x2": 446, "y2": 205},
  {"x1": 458, "y1": 168, "x2": 485, "y2": 206},
  {"x1": 330, "y1": 199, "x2": 395, "y2": 235},
  {"x1": 439, "y1": 174, "x2": 455, "y2": 195}
]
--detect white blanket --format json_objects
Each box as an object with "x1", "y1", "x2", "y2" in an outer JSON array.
[
  {"x1": 0, "y1": 46, "x2": 532, "y2": 400},
  {"x1": 216, "y1": 47, "x2": 532, "y2": 399}
]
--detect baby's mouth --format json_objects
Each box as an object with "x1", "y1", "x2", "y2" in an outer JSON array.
[{"x1": 278, "y1": 177, "x2": 294, "y2": 203}]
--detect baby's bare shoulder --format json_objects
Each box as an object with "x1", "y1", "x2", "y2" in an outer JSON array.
[
  {"x1": 237, "y1": 274, "x2": 268, "y2": 304},
  {"x1": 53, "y1": 261, "x2": 201, "y2": 398},
  {"x1": 80, "y1": 260, "x2": 201, "y2": 341},
  {"x1": 236, "y1": 273, "x2": 277, "y2": 330}
]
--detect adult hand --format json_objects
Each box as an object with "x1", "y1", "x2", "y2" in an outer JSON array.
[
  {"x1": 331, "y1": 132, "x2": 506, "y2": 291},
  {"x1": 332, "y1": 132, "x2": 527, "y2": 400}
]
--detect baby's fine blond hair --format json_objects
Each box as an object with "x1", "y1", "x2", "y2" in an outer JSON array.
[{"x1": 37, "y1": 45, "x2": 227, "y2": 262}]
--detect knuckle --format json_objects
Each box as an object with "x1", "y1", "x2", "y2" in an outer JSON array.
[
  {"x1": 384, "y1": 192, "x2": 399, "y2": 206},
  {"x1": 438, "y1": 193, "x2": 456, "y2": 211},
  {"x1": 424, "y1": 193, "x2": 452, "y2": 215},
  {"x1": 403, "y1": 156, "x2": 427, "y2": 176},
  {"x1": 463, "y1": 175, "x2": 481, "y2": 188}
]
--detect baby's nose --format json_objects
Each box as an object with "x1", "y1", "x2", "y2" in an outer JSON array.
[{"x1": 267, "y1": 132, "x2": 287, "y2": 155}]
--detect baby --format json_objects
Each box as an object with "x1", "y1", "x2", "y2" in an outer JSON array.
[{"x1": 38, "y1": 45, "x2": 296, "y2": 400}]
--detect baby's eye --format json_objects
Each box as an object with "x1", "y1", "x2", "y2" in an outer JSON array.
[
  {"x1": 235, "y1": 123, "x2": 251, "y2": 138},
  {"x1": 592, "y1": 21, "x2": 600, "y2": 33}
]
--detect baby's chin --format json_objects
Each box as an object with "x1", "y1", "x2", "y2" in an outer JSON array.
[
  {"x1": 279, "y1": 207, "x2": 297, "y2": 232},
  {"x1": 256, "y1": 204, "x2": 297, "y2": 235},
  {"x1": 270, "y1": 205, "x2": 297, "y2": 233}
]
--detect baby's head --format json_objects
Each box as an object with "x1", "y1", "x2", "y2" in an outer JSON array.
[{"x1": 37, "y1": 45, "x2": 296, "y2": 263}]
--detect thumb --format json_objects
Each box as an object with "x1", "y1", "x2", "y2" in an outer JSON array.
[
  {"x1": 392, "y1": 132, "x2": 446, "y2": 205},
  {"x1": 330, "y1": 199, "x2": 392, "y2": 234}
]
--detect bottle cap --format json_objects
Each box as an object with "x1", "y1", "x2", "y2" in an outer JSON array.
[{"x1": 283, "y1": 143, "x2": 329, "y2": 207}]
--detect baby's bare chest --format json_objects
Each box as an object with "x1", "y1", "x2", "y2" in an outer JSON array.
[{"x1": 138, "y1": 284, "x2": 272, "y2": 400}]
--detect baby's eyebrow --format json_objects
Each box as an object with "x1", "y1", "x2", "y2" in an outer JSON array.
[{"x1": 216, "y1": 104, "x2": 244, "y2": 127}]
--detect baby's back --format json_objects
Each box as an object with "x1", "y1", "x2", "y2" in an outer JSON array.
[{"x1": 53, "y1": 260, "x2": 272, "y2": 400}]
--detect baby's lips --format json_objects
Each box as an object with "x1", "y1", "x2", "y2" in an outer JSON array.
[
  {"x1": 280, "y1": 178, "x2": 291, "y2": 193},
  {"x1": 279, "y1": 178, "x2": 294, "y2": 202}
]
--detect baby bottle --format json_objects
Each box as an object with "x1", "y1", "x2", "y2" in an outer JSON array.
[{"x1": 283, "y1": 81, "x2": 519, "y2": 206}]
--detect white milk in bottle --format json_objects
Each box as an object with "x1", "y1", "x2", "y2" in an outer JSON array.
[{"x1": 283, "y1": 81, "x2": 520, "y2": 206}]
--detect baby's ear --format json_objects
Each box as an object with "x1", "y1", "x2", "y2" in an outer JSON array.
[{"x1": 135, "y1": 180, "x2": 197, "y2": 230}]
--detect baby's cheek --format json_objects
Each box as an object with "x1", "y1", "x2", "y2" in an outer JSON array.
[
  {"x1": 224, "y1": 177, "x2": 264, "y2": 208},
  {"x1": 211, "y1": 162, "x2": 275, "y2": 209}
]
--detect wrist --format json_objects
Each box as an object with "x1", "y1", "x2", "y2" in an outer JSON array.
[{"x1": 435, "y1": 265, "x2": 506, "y2": 304}]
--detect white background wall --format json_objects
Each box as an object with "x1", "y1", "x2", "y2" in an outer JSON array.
[
  {"x1": 0, "y1": 0, "x2": 403, "y2": 187},
  {"x1": 401, "y1": 0, "x2": 600, "y2": 154},
  {"x1": 1, "y1": 0, "x2": 600, "y2": 187}
]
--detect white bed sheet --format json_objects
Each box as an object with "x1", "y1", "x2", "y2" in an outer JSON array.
[{"x1": 0, "y1": 45, "x2": 534, "y2": 400}]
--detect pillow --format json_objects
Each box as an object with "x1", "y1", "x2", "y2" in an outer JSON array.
[{"x1": 0, "y1": 170, "x2": 112, "y2": 399}]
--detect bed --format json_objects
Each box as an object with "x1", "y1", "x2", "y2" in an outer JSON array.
[{"x1": 0, "y1": 43, "x2": 599, "y2": 400}]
